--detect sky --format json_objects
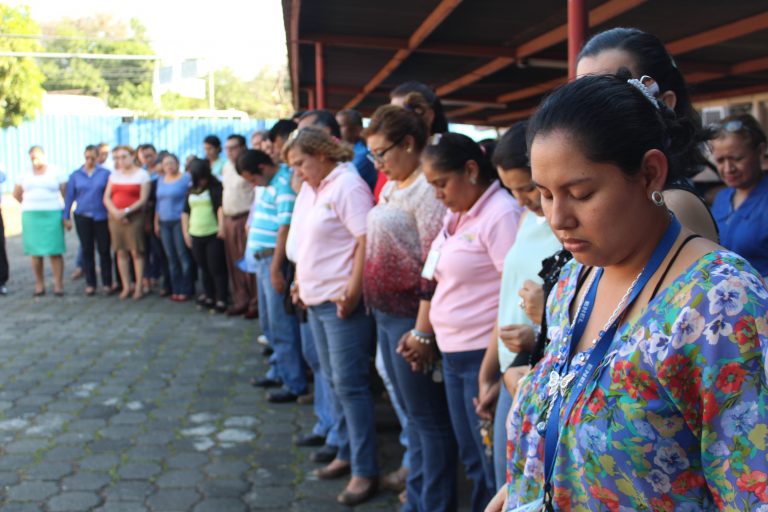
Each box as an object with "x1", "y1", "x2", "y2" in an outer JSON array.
[{"x1": 10, "y1": 0, "x2": 288, "y2": 78}]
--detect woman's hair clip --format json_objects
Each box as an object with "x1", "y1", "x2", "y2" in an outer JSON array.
[
  {"x1": 429, "y1": 133, "x2": 443, "y2": 146},
  {"x1": 627, "y1": 75, "x2": 661, "y2": 109}
]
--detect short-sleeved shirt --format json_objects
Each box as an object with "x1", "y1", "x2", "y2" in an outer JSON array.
[
  {"x1": 221, "y1": 160, "x2": 254, "y2": 216},
  {"x1": 429, "y1": 181, "x2": 522, "y2": 353},
  {"x1": 497, "y1": 211, "x2": 561, "y2": 372},
  {"x1": 156, "y1": 173, "x2": 191, "y2": 222},
  {"x1": 711, "y1": 174, "x2": 768, "y2": 277},
  {"x1": 211, "y1": 157, "x2": 226, "y2": 177},
  {"x1": 294, "y1": 162, "x2": 374, "y2": 306},
  {"x1": 20, "y1": 166, "x2": 66, "y2": 211},
  {"x1": 246, "y1": 164, "x2": 296, "y2": 253},
  {"x1": 109, "y1": 169, "x2": 150, "y2": 210},
  {"x1": 364, "y1": 173, "x2": 445, "y2": 317}
]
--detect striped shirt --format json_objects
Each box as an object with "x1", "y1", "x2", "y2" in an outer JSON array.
[{"x1": 246, "y1": 164, "x2": 295, "y2": 253}]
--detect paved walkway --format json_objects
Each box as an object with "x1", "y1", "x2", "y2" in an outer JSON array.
[{"x1": 0, "y1": 230, "x2": 404, "y2": 511}]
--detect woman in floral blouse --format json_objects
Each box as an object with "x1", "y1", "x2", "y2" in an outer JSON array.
[{"x1": 487, "y1": 74, "x2": 768, "y2": 511}]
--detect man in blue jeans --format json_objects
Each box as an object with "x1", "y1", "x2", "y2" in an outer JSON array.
[{"x1": 237, "y1": 149, "x2": 307, "y2": 403}]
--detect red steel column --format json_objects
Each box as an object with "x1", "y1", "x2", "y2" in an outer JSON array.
[
  {"x1": 568, "y1": 0, "x2": 588, "y2": 80},
  {"x1": 315, "y1": 42, "x2": 326, "y2": 109}
]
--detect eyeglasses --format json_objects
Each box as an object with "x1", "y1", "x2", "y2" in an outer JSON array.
[
  {"x1": 367, "y1": 135, "x2": 405, "y2": 165},
  {"x1": 709, "y1": 119, "x2": 767, "y2": 145}
]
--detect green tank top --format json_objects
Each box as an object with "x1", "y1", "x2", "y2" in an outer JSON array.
[{"x1": 188, "y1": 189, "x2": 219, "y2": 237}]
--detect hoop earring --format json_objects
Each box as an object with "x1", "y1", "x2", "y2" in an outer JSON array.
[{"x1": 651, "y1": 190, "x2": 665, "y2": 207}]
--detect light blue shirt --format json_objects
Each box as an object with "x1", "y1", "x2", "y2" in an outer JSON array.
[
  {"x1": 497, "y1": 211, "x2": 561, "y2": 372},
  {"x1": 245, "y1": 164, "x2": 296, "y2": 259}
]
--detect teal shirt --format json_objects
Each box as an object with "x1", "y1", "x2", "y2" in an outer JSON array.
[
  {"x1": 245, "y1": 164, "x2": 295, "y2": 263},
  {"x1": 211, "y1": 157, "x2": 227, "y2": 177},
  {"x1": 497, "y1": 211, "x2": 561, "y2": 372}
]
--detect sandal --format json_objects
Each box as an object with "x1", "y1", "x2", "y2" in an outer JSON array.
[
  {"x1": 84, "y1": 287, "x2": 96, "y2": 296},
  {"x1": 214, "y1": 301, "x2": 227, "y2": 313},
  {"x1": 33, "y1": 289, "x2": 45, "y2": 297}
]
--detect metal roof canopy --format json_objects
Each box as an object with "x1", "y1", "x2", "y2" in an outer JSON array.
[{"x1": 283, "y1": 0, "x2": 768, "y2": 126}]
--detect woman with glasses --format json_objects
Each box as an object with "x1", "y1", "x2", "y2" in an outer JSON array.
[
  {"x1": 710, "y1": 114, "x2": 768, "y2": 277},
  {"x1": 363, "y1": 93, "x2": 457, "y2": 511},
  {"x1": 103, "y1": 145, "x2": 151, "y2": 300}
]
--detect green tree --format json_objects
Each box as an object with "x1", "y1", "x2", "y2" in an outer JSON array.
[
  {"x1": 0, "y1": 4, "x2": 45, "y2": 127},
  {"x1": 40, "y1": 15, "x2": 154, "y2": 107},
  {"x1": 213, "y1": 66, "x2": 292, "y2": 118}
]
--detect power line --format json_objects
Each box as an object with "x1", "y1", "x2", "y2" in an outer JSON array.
[{"x1": 0, "y1": 51, "x2": 157, "y2": 60}]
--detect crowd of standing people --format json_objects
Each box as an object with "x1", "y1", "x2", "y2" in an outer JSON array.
[{"x1": 1, "y1": 26, "x2": 767, "y2": 512}]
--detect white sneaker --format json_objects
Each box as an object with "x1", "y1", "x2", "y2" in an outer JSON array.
[{"x1": 257, "y1": 334, "x2": 269, "y2": 346}]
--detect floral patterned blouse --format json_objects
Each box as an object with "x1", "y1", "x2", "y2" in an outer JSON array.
[{"x1": 506, "y1": 251, "x2": 768, "y2": 511}]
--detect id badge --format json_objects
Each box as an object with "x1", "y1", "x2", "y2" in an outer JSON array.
[{"x1": 421, "y1": 250, "x2": 440, "y2": 280}]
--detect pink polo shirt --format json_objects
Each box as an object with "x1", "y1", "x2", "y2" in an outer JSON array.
[
  {"x1": 294, "y1": 162, "x2": 374, "y2": 306},
  {"x1": 429, "y1": 181, "x2": 521, "y2": 353}
]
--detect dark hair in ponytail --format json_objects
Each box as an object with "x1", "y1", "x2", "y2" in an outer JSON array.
[
  {"x1": 390, "y1": 81, "x2": 448, "y2": 135},
  {"x1": 527, "y1": 74, "x2": 707, "y2": 185},
  {"x1": 422, "y1": 132, "x2": 497, "y2": 186},
  {"x1": 364, "y1": 92, "x2": 430, "y2": 151}
]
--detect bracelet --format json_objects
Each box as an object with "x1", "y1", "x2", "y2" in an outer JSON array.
[{"x1": 410, "y1": 329, "x2": 435, "y2": 345}]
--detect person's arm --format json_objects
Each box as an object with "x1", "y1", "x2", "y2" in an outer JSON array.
[
  {"x1": 333, "y1": 235, "x2": 365, "y2": 318},
  {"x1": 12, "y1": 184, "x2": 22, "y2": 204},
  {"x1": 397, "y1": 299, "x2": 437, "y2": 371},
  {"x1": 270, "y1": 225, "x2": 289, "y2": 294},
  {"x1": 663, "y1": 188, "x2": 719, "y2": 243},
  {"x1": 126, "y1": 181, "x2": 150, "y2": 213},
  {"x1": 475, "y1": 326, "x2": 501, "y2": 421},
  {"x1": 62, "y1": 176, "x2": 76, "y2": 230},
  {"x1": 216, "y1": 206, "x2": 225, "y2": 239},
  {"x1": 181, "y1": 212, "x2": 192, "y2": 249}
]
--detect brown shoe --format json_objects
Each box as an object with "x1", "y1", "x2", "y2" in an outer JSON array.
[
  {"x1": 314, "y1": 461, "x2": 351, "y2": 480},
  {"x1": 381, "y1": 466, "x2": 408, "y2": 492},
  {"x1": 243, "y1": 308, "x2": 259, "y2": 319},
  {"x1": 337, "y1": 479, "x2": 378, "y2": 507}
]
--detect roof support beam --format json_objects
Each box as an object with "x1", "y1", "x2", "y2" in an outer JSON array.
[
  {"x1": 436, "y1": 0, "x2": 646, "y2": 98},
  {"x1": 288, "y1": 0, "x2": 301, "y2": 109},
  {"x1": 343, "y1": 0, "x2": 464, "y2": 109},
  {"x1": 315, "y1": 42, "x2": 326, "y2": 109},
  {"x1": 568, "y1": 0, "x2": 588, "y2": 79},
  {"x1": 666, "y1": 11, "x2": 768, "y2": 54}
]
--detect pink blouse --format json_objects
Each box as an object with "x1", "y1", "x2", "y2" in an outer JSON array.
[
  {"x1": 429, "y1": 181, "x2": 522, "y2": 353},
  {"x1": 294, "y1": 162, "x2": 374, "y2": 306}
]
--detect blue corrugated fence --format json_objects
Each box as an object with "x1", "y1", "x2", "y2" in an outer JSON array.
[{"x1": 0, "y1": 115, "x2": 273, "y2": 192}]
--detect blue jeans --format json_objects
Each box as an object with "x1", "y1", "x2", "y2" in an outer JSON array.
[
  {"x1": 308, "y1": 301, "x2": 377, "y2": 477},
  {"x1": 375, "y1": 341, "x2": 410, "y2": 469},
  {"x1": 374, "y1": 309, "x2": 457, "y2": 512},
  {"x1": 159, "y1": 221, "x2": 194, "y2": 296},
  {"x1": 300, "y1": 321, "x2": 342, "y2": 448},
  {"x1": 254, "y1": 255, "x2": 307, "y2": 396},
  {"x1": 494, "y1": 381, "x2": 513, "y2": 489},
  {"x1": 443, "y1": 349, "x2": 495, "y2": 512}
]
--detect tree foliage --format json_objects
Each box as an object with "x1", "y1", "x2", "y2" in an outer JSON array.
[
  {"x1": 212, "y1": 66, "x2": 292, "y2": 118},
  {"x1": 40, "y1": 15, "x2": 154, "y2": 107},
  {"x1": 0, "y1": 4, "x2": 45, "y2": 127}
]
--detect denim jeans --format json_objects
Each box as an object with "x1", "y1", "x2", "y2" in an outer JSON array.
[
  {"x1": 443, "y1": 349, "x2": 495, "y2": 512},
  {"x1": 254, "y1": 255, "x2": 307, "y2": 396},
  {"x1": 159, "y1": 220, "x2": 194, "y2": 296},
  {"x1": 374, "y1": 309, "x2": 458, "y2": 512},
  {"x1": 308, "y1": 301, "x2": 377, "y2": 477},
  {"x1": 494, "y1": 382, "x2": 513, "y2": 489},
  {"x1": 375, "y1": 342, "x2": 410, "y2": 470},
  {"x1": 299, "y1": 321, "x2": 342, "y2": 447}
]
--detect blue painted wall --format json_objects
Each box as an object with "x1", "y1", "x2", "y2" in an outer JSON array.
[{"x1": 0, "y1": 115, "x2": 273, "y2": 192}]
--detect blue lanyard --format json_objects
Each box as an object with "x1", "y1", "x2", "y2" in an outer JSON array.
[{"x1": 542, "y1": 216, "x2": 681, "y2": 506}]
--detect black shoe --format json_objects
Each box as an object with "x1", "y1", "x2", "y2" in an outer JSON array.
[
  {"x1": 267, "y1": 389, "x2": 298, "y2": 403},
  {"x1": 250, "y1": 377, "x2": 282, "y2": 388},
  {"x1": 261, "y1": 346, "x2": 274, "y2": 357},
  {"x1": 310, "y1": 444, "x2": 338, "y2": 464},
  {"x1": 295, "y1": 433, "x2": 325, "y2": 447}
]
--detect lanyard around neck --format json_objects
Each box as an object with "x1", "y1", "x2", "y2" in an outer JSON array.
[{"x1": 541, "y1": 216, "x2": 681, "y2": 507}]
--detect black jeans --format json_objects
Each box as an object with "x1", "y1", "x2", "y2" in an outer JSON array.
[
  {"x1": 0, "y1": 209, "x2": 8, "y2": 285},
  {"x1": 191, "y1": 234, "x2": 228, "y2": 304},
  {"x1": 75, "y1": 214, "x2": 112, "y2": 288}
]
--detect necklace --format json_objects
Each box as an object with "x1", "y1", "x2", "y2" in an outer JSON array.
[{"x1": 540, "y1": 265, "x2": 644, "y2": 428}]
